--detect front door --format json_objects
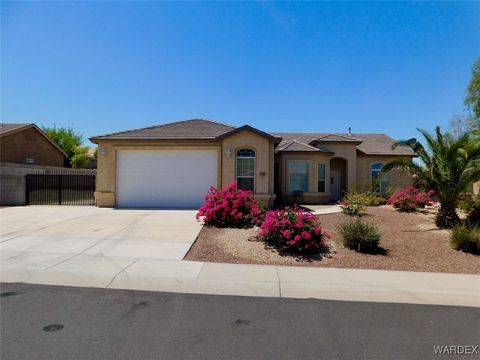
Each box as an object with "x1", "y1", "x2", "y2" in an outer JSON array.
[{"x1": 331, "y1": 169, "x2": 341, "y2": 202}]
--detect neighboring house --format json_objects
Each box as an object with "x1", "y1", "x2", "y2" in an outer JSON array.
[
  {"x1": 90, "y1": 119, "x2": 416, "y2": 208},
  {"x1": 0, "y1": 123, "x2": 67, "y2": 167}
]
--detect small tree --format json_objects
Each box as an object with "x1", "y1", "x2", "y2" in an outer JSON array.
[
  {"x1": 382, "y1": 127, "x2": 480, "y2": 228},
  {"x1": 71, "y1": 146, "x2": 90, "y2": 168},
  {"x1": 465, "y1": 57, "x2": 480, "y2": 122},
  {"x1": 42, "y1": 126, "x2": 84, "y2": 167},
  {"x1": 448, "y1": 57, "x2": 480, "y2": 137}
]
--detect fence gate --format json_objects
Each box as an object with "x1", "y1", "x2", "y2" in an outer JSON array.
[{"x1": 26, "y1": 174, "x2": 95, "y2": 205}]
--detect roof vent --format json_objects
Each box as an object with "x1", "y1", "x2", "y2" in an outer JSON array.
[{"x1": 348, "y1": 127, "x2": 352, "y2": 137}]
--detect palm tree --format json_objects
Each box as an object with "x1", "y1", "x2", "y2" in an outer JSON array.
[{"x1": 381, "y1": 127, "x2": 480, "y2": 228}]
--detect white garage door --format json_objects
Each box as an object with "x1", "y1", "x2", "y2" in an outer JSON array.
[{"x1": 116, "y1": 150, "x2": 217, "y2": 208}]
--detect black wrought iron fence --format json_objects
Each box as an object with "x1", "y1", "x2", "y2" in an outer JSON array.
[{"x1": 25, "y1": 174, "x2": 95, "y2": 205}]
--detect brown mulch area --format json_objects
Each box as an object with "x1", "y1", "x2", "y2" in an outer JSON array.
[{"x1": 185, "y1": 206, "x2": 480, "y2": 274}]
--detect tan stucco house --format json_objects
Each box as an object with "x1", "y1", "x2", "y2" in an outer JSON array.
[
  {"x1": 90, "y1": 119, "x2": 415, "y2": 208},
  {"x1": 0, "y1": 123, "x2": 67, "y2": 167}
]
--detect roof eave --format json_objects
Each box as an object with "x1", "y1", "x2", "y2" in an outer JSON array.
[
  {"x1": 89, "y1": 136, "x2": 220, "y2": 143},
  {"x1": 215, "y1": 124, "x2": 279, "y2": 141},
  {"x1": 275, "y1": 149, "x2": 335, "y2": 155},
  {"x1": 357, "y1": 149, "x2": 417, "y2": 157}
]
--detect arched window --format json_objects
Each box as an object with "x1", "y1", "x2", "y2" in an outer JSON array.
[
  {"x1": 371, "y1": 163, "x2": 389, "y2": 194},
  {"x1": 236, "y1": 149, "x2": 255, "y2": 191}
]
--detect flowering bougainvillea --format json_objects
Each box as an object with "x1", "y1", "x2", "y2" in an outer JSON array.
[
  {"x1": 387, "y1": 186, "x2": 435, "y2": 212},
  {"x1": 196, "y1": 182, "x2": 264, "y2": 228},
  {"x1": 256, "y1": 206, "x2": 330, "y2": 252}
]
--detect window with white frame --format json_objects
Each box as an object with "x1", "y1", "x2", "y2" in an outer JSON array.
[
  {"x1": 236, "y1": 149, "x2": 255, "y2": 191},
  {"x1": 371, "y1": 163, "x2": 389, "y2": 193},
  {"x1": 287, "y1": 160, "x2": 309, "y2": 192},
  {"x1": 317, "y1": 164, "x2": 326, "y2": 192}
]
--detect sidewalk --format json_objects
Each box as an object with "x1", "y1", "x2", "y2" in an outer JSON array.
[
  {"x1": 301, "y1": 204, "x2": 343, "y2": 215},
  {"x1": 2, "y1": 254, "x2": 479, "y2": 307}
]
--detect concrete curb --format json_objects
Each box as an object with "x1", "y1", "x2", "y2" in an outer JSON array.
[{"x1": 2, "y1": 257, "x2": 478, "y2": 308}]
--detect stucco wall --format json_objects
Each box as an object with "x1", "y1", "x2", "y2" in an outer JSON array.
[
  {"x1": 221, "y1": 130, "x2": 274, "y2": 195},
  {"x1": 276, "y1": 152, "x2": 333, "y2": 204},
  {"x1": 94, "y1": 140, "x2": 222, "y2": 207},
  {"x1": 0, "y1": 127, "x2": 65, "y2": 167},
  {"x1": 94, "y1": 131, "x2": 277, "y2": 207},
  {"x1": 313, "y1": 143, "x2": 358, "y2": 191},
  {"x1": 93, "y1": 132, "x2": 416, "y2": 208},
  {"x1": 356, "y1": 155, "x2": 413, "y2": 192}
]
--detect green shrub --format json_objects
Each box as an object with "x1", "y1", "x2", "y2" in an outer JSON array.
[
  {"x1": 340, "y1": 202, "x2": 365, "y2": 216},
  {"x1": 467, "y1": 207, "x2": 480, "y2": 227},
  {"x1": 458, "y1": 196, "x2": 475, "y2": 212},
  {"x1": 365, "y1": 194, "x2": 387, "y2": 206},
  {"x1": 462, "y1": 196, "x2": 480, "y2": 227},
  {"x1": 338, "y1": 218, "x2": 381, "y2": 252},
  {"x1": 343, "y1": 192, "x2": 387, "y2": 207},
  {"x1": 451, "y1": 224, "x2": 480, "y2": 254}
]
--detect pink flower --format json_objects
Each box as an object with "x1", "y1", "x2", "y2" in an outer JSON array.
[
  {"x1": 256, "y1": 206, "x2": 329, "y2": 252},
  {"x1": 301, "y1": 231, "x2": 312, "y2": 240}
]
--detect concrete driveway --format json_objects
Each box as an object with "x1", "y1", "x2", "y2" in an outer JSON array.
[
  {"x1": 2, "y1": 206, "x2": 478, "y2": 308},
  {"x1": 0, "y1": 206, "x2": 202, "y2": 286}
]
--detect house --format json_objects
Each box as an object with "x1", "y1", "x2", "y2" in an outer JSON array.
[
  {"x1": 0, "y1": 123, "x2": 67, "y2": 167},
  {"x1": 90, "y1": 119, "x2": 416, "y2": 208}
]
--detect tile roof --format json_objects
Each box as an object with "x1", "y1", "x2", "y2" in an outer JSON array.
[
  {"x1": 274, "y1": 132, "x2": 415, "y2": 156},
  {"x1": 90, "y1": 119, "x2": 236, "y2": 141},
  {"x1": 275, "y1": 139, "x2": 333, "y2": 153},
  {"x1": 272, "y1": 133, "x2": 326, "y2": 146},
  {"x1": 89, "y1": 119, "x2": 415, "y2": 156},
  {"x1": 0, "y1": 123, "x2": 31, "y2": 135},
  {"x1": 353, "y1": 134, "x2": 416, "y2": 156},
  {"x1": 315, "y1": 134, "x2": 362, "y2": 142}
]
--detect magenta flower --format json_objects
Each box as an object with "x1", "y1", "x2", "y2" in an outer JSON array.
[
  {"x1": 196, "y1": 182, "x2": 265, "y2": 228},
  {"x1": 256, "y1": 206, "x2": 329, "y2": 253}
]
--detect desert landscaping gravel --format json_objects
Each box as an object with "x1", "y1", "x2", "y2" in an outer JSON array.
[{"x1": 185, "y1": 206, "x2": 480, "y2": 274}]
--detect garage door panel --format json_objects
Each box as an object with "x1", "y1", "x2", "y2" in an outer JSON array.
[{"x1": 116, "y1": 150, "x2": 217, "y2": 208}]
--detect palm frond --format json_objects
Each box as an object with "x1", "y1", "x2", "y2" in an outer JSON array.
[{"x1": 384, "y1": 126, "x2": 480, "y2": 203}]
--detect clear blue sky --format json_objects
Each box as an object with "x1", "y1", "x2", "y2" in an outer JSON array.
[{"x1": 2, "y1": 1, "x2": 479, "y2": 145}]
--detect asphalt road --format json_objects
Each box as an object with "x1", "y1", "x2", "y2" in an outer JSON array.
[{"x1": 1, "y1": 283, "x2": 479, "y2": 360}]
